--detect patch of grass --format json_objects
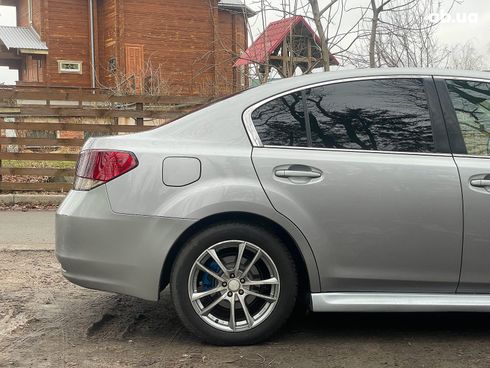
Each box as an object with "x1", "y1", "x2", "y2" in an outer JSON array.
[{"x1": 1, "y1": 160, "x2": 76, "y2": 169}]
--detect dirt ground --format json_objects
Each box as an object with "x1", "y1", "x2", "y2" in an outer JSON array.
[{"x1": 2, "y1": 250, "x2": 490, "y2": 367}]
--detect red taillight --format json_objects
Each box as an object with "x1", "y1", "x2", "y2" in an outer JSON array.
[{"x1": 74, "y1": 150, "x2": 138, "y2": 191}]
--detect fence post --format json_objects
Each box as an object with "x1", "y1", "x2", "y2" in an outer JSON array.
[
  {"x1": 0, "y1": 147, "x2": 2, "y2": 194},
  {"x1": 135, "y1": 102, "x2": 144, "y2": 126},
  {"x1": 78, "y1": 87, "x2": 83, "y2": 108}
]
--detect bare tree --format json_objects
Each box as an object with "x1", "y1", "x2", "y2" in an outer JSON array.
[
  {"x1": 308, "y1": 0, "x2": 339, "y2": 71},
  {"x1": 369, "y1": 0, "x2": 392, "y2": 67},
  {"x1": 190, "y1": 0, "x2": 257, "y2": 95},
  {"x1": 106, "y1": 58, "x2": 171, "y2": 96},
  {"x1": 348, "y1": 0, "x2": 459, "y2": 68},
  {"x1": 95, "y1": 54, "x2": 172, "y2": 96},
  {"x1": 447, "y1": 41, "x2": 486, "y2": 70},
  {"x1": 375, "y1": 0, "x2": 449, "y2": 67}
]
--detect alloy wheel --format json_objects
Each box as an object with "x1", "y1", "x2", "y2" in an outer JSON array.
[{"x1": 188, "y1": 240, "x2": 280, "y2": 332}]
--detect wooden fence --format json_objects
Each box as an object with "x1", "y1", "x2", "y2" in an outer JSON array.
[{"x1": 0, "y1": 85, "x2": 209, "y2": 192}]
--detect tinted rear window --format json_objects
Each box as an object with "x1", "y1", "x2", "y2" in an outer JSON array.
[
  {"x1": 251, "y1": 91, "x2": 308, "y2": 147},
  {"x1": 251, "y1": 78, "x2": 435, "y2": 153},
  {"x1": 446, "y1": 79, "x2": 490, "y2": 156}
]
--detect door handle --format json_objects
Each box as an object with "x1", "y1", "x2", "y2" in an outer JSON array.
[
  {"x1": 274, "y1": 169, "x2": 321, "y2": 178},
  {"x1": 470, "y1": 179, "x2": 490, "y2": 187}
]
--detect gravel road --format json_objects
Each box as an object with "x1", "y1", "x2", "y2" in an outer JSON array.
[{"x1": 2, "y1": 249, "x2": 490, "y2": 367}]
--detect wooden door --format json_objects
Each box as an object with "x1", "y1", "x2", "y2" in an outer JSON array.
[
  {"x1": 23, "y1": 55, "x2": 45, "y2": 83},
  {"x1": 124, "y1": 44, "x2": 144, "y2": 93}
]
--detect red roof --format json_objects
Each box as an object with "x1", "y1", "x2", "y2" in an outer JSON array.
[{"x1": 234, "y1": 16, "x2": 339, "y2": 67}]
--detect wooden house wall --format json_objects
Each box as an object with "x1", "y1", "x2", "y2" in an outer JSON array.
[
  {"x1": 96, "y1": 0, "x2": 118, "y2": 88},
  {"x1": 32, "y1": 1, "x2": 43, "y2": 34},
  {"x1": 216, "y1": 10, "x2": 234, "y2": 94},
  {"x1": 16, "y1": 0, "x2": 29, "y2": 83},
  {"x1": 43, "y1": 0, "x2": 92, "y2": 87},
  {"x1": 11, "y1": 0, "x2": 249, "y2": 95},
  {"x1": 16, "y1": 0, "x2": 28, "y2": 26},
  {"x1": 236, "y1": 13, "x2": 248, "y2": 89},
  {"x1": 16, "y1": 0, "x2": 26, "y2": 25},
  {"x1": 16, "y1": 1, "x2": 45, "y2": 40},
  {"x1": 119, "y1": 0, "x2": 219, "y2": 96},
  {"x1": 16, "y1": 0, "x2": 46, "y2": 84},
  {"x1": 216, "y1": 10, "x2": 247, "y2": 93}
]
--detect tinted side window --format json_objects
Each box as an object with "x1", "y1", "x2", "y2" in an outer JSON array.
[
  {"x1": 446, "y1": 79, "x2": 490, "y2": 156},
  {"x1": 251, "y1": 91, "x2": 308, "y2": 147},
  {"x1": 305, "y1": 79, "x2": 435, "y2": 152}
]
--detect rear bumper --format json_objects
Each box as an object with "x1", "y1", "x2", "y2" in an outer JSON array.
[{"x1": 55, "y1": 185, "x2": 195, "y2": 301}]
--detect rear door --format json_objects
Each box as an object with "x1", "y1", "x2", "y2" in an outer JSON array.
[
  {"x1": 436, "y1": 78, "x2": 490, "y2": 293},
  {"x1": 249, "y1": 77, "x2": 463, "y2": 292}
]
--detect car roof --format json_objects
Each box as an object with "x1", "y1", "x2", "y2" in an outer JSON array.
[
  {"x1": 258, "y1": 67, "x2": 489, "y2": 89},
  {"x1": 148, "y1": 68, "x2": 489, "y2": 148},
  {"x1": 231, "y1": 67, "x2": 490, "y2": 107}
]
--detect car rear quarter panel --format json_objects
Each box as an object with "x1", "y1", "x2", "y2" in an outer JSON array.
[{"x1": 87, "y1": 100, "x2": 321, "y2": 292}]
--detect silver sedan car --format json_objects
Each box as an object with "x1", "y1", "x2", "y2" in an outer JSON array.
[{"x1": 56, "y1": 68, "x2": 490, "y2": 345}]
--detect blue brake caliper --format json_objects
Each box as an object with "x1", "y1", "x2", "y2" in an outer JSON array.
[{"x1": 201, "y1": 261, "x2": 220, "y2": 291}]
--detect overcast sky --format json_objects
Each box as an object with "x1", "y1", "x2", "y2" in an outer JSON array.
[
  {"x1": 0, "y1": 0, "x2": 488, "y2": 84},
  {"x1": 252, "y1": 0, "x2": 490, "y2": 45},
  {"x1": 245, "y1": 0, "x2": 490, "y2": 69}
]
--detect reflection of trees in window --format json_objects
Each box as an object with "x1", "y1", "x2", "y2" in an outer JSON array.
[
  {"x1": 446, "y1": 80, "x2": 490, "y2": 156},
  {"x1": 305, "y1": 79, "x2": 435, "y2": 152},
  {"x1": 251, "y1": 92, "x2": 308, "y2": 147},
  {"x1": 251, "y1": 78, "x2": 435, "y2": 153},
  {"x1": 447, "y1": 80, "x2": 490, "y2": 130}
]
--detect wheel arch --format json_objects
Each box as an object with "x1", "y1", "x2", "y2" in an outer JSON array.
[{"x1": 159, "y1": 211, "x2": 320, "y2": 299}]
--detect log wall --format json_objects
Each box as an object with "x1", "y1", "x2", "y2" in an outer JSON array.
[{"x1": 12, "y1": 0, "x2": 248, "y2": 97}]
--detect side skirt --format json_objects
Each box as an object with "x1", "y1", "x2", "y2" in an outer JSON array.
[{"x1": 311, "y1": 293, "x2": 490, "y2": 312}]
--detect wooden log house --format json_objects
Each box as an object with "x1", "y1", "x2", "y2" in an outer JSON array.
[{"x1": 0, "y1": 0, "x2": 255, "y2": 97}]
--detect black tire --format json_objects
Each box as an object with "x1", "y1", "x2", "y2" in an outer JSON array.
[{"x1": 170, "y1": 221, "x2": 298, "y2": 345}]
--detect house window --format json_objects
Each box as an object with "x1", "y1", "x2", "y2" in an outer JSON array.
[
  {"x1": 108, "y1": 57, "x2": 117, "y2": 74},
  {"x1": 58, "y1": 60, "x2": 82, "y2": 74}
]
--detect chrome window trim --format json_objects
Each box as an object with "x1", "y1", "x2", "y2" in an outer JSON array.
[
  {"x1": 261, "y1": 145, "x2": 451, "y2": 157},
  {"x1": 433, "y1": 75, "x2": 490, "y2": 83},
  {"x1": 242, "y1": 109, "x2": 263, "y2": 146},
  {"x1": 454, "y1": 154, "x2": 490, "y2": 160},
  {"x1": 243, "y1": 74, "x2": 432, "y2": 151}
]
